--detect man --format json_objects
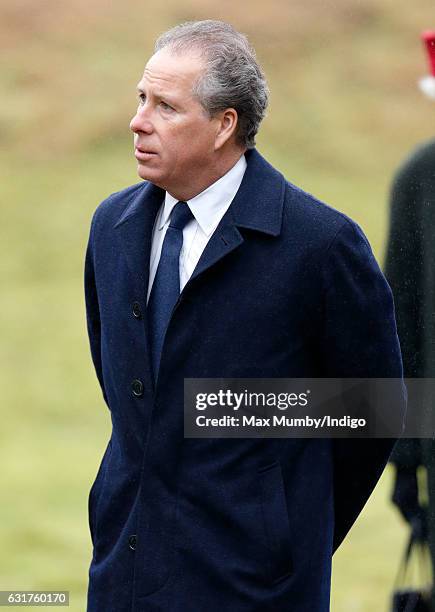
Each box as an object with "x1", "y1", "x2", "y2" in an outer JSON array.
[{"x1": 85, "y1": 20, "x2": 404, "y2": 611}]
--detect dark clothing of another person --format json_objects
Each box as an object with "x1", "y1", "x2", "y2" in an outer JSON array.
[{"x1": 385, "y1": 138, "x2": 435, "y2": 589}]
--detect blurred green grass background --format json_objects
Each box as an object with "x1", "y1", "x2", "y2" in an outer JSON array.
[{"x1": 1, "y1": 0, "x2": 433, "y2": 609}]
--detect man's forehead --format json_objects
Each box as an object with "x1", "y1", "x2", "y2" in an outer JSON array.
[{"x1": 139, "y1": 48, "x2": 205, "y2": 88}]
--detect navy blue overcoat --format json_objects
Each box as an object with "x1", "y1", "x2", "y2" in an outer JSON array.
[{"x1": 84, "y1": 148, "x2": 404, "y2": 611}]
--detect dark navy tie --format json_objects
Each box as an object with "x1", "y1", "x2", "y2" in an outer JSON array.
[{"x1": 147, "y1": 200, "x2": 194, "y2": 382}]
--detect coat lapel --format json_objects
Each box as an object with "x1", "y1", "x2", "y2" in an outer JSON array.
[
  {"x1": 110, "y1": 150, "x2": 286, "y2": 362},
  {"x1": 188, "y1": 148, "x2": 285, "y2": 286},
  {"x1": 188, "y1": 219, "x2": 244, "y2": 284},
  {"x1": 113, "y1": 182, "x2": 164, "y2": 390},
  {"x1": 113, "y1": 181, "x2": 164, "y2": 303}
]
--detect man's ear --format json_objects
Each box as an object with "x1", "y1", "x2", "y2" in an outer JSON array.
[{"x1": 214, "y1": 108, "x2": 239, "y2": 150}]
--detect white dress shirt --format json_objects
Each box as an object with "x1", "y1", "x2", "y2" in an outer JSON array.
[{"x1": 147, "y1": 154, "x2": 247, "y2": 302}]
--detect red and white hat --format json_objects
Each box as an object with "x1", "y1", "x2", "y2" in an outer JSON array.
[{"x1": 419, "y1": 30, "x2": 435, "y2": 99}]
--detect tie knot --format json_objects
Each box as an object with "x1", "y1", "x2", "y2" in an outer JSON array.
[{"x1": 169, "y1": 201, "x2": 194, "y2": 231}]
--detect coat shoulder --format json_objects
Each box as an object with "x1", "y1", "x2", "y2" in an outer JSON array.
[
  {"x1": 282, "y1": 179, "x2": 370, "y2": 253},
  {"x1": 400, "y1": 137, "x2": 435, "y2": 173},
  {"x1": 90, "y1": 181, "x2": 147, "y2": 230},
  {"x1": 392, "y1": 137, "x2": 435, "y2": 195}
]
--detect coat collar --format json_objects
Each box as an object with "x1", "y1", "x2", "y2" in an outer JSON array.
[
  {"x1": 113, "y1": 148, "x2": 285, "y2": 236},
  {"x1": 228, "y1": 147, "x2": 285, "y2": 237},
  {"x1": 112, "y1": 148, "x2": 286, "y2": 296},
  {"x1": 113, "y1": 180, "x2": 165, "y2": 231}
]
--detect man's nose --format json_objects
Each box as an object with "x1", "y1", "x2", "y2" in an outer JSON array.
[{"x1": 129, "y1": 107, "x2": 154, "y2": 134}]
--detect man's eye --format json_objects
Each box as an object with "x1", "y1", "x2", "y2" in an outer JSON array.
[
  {"x1": 138, "y1": 93, "x2": 146, "y2": 105},
  {"x1": 160, "y1": 101, "x2": 174, "y2": 111}
]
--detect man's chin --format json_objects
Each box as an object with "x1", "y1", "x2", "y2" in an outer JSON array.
[
  {"x1": 137, "y1": 164, "x2": 157, "y2": 181},
  {"x1": 136, "y1": 164, "x2": 166, "y2": 188}
]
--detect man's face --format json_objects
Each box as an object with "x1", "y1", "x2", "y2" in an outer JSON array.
[{"x1": 130, "y1": 48, "x2": 221, "y2": 196}]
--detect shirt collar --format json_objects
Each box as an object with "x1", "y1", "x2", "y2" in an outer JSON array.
[{"x1": 159, "y1": 154, "x2": 247, "y2": 236}]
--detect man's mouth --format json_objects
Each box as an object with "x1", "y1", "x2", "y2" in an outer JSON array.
[{"x1": 134, "y1": 147, "x2": 157, "y2": 160}]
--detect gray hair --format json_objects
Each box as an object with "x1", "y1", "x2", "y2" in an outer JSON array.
[{"x1": 154, "y1": 20, "x2": 269, "y2": 149}]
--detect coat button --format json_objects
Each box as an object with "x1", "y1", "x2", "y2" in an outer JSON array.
[
  {"x1": 128, "y1": 534, "x2": 137, "y2": 550},
  {"x1": 131, "y1": 379, "x2": 144, "y2": 397},
  {"x1": 132, "y1": 301, "x2": 142, "y2": 319}
]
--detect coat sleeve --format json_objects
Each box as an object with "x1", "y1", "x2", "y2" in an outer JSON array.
[
  {"x1": 319, "y1": 218, "x2": 406, "y2": 552},
  {"x1": 84, "y1": 212, "x2": 109, "y2": 407}
]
